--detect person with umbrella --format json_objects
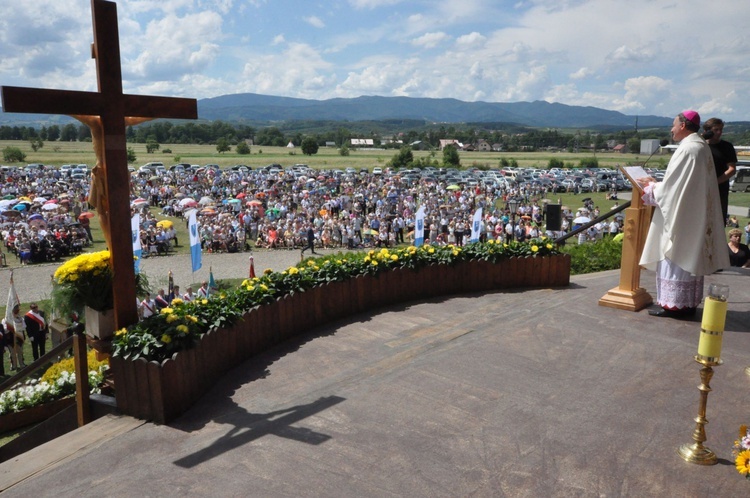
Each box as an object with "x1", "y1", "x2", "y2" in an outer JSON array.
[{"x1": 79, "y1": 211, "x2": 94, "y2": 242}]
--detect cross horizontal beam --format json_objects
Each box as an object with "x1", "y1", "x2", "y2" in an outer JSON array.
[{"x1": 1, "y1": 86, "x2": 197, "y2": 120}]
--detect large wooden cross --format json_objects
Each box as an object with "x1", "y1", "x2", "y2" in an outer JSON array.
[{"x1": 1, "y1": 0, "x2": 197, "y2": 329}]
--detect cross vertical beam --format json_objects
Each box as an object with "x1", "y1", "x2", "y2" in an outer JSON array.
[{"x1": 0, "y1": 0, "x2": 197, "y2": 331}]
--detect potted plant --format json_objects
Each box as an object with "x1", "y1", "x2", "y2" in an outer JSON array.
[{"x1": 51, "y1": 250, "x2": 149, "y2": 339}]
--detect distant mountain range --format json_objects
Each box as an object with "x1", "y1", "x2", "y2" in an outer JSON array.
[{"x1": 0, "y1": 92, "x2": 672, "y2": 129}]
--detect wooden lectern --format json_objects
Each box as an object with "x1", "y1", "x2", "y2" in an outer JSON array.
[{"x1": 598, "y1": 167, "x2": 653, "y2": 311}]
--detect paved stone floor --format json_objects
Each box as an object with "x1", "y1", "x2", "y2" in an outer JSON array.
[{"x1": 2, "y1": 268, "x2": 750, "y2": 497}]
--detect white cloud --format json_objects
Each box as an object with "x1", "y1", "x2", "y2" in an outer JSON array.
[
  {"x1": 569, "y1": 67, "x2": 593, "y2": 80},
  {"x1": 305, "y1": 16, "x2": 326, "y2": 29},
  {"x1": 348, "y1": 0, "x2": 404, "y2": 9},
  {"x1": 411, "y1": 32, "x2": 450, "y2": 49},
  {"x1": 456, "y1": 32, "x2": 487, "y2": 48}
]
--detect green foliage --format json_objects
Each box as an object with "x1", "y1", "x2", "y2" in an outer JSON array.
[
  {"x1": 127, "y1": 147, "x2": 137, "y2": 164},
  {"x1": 548, "y1": 158, "x2": 564, "y2": 169},
  {"x1": 442, "y1": 144, "x2": 460, "y2": 167},
  {"x1": 561, "y1": 237, "x2": 622, "y2": 275},
  {"x1": 301, "y1": 137, "x2": 319, "y2": 156},
  {"x1": 2, "y1": 146, "x2": 25, "y2": 162},
  {"x1": 146, "y1": 139, "x2": 160, "y2": 154},
  {"x1": 29, "y1": 137, "x2": 44, "y2": 152},
  {"x1": 579, "y1": 157, "x2": 599, "y2": 169},
  {"x1": 389, "y1": 146, "x2": 414, "y2": 168},
  {"x1": 162, "y1": 148, "x2": 172, "y2": 154},
  {"x1": 339, "y1": 144, "x2": 350, "y2": 156},
  {"x1": 236, "y1": 141, "x2": 250, "y2": 155},
  {"x1": 216, "y1": 137, "x2": 231, "y2": 153}
]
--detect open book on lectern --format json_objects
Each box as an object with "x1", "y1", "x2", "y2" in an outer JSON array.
[{"x1": 619, "y1": 166, "x2": 651, "y2": 194}]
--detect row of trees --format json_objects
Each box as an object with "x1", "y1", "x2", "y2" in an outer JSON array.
[{"x1": 4, "y1": 119, "x2": 748, "y2": 159}]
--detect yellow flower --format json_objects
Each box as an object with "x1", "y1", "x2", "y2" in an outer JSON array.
[
  {"x1": 452, "y1": 250, "x2": 459, "y2": 257},
  {"x1": 220, "y1": 293, "x2": 226, "y2": 299},
  {"x1": 166, "y1": 314, "x2": 179, "y2": 323},
  {"x1": 201, "y1": 299, "x2": 208, "y2": 305},
  {"x1": 428, "y1": 248, "x2": 435, "y2": 254},
  {"x1": 264, "y1": 268, "x2": 273, "y2": 275},
  {"x1": 391, "y1": 254, "x2": 398, "y2": 261},
  {"x1": 371, "y1": 260, "x2": 378, "y2": 266},
  {"x1": 160, "y1": 307, "x2": 174, "y2": 315},
  {"x1": 307, "y1": 260, "x2": 315, "y2": 266},
  {"x1": 176, "y1": 325, "x2": 189, "y2": 334},
  {"x1": 288, "y1": 267, "x2": 299, "y2": 275},
  {"x1": 259, "y1": 284, "x2": 268, "y2": 292},
  {"x1": 487, "y1": 239, "x2": 495, "y2": 245},
  {"x1": 187, "y1": 315, "x2": 198, "y2": 323},
  {"x1": 531, "y1": 245, "x2": 539, "y2": 252},
  {"x1": 246, "y1": 285, "x2": 255, "y2": 291},
  {"x1": 364, "y1": 256, "x2": 371, "y2": 263},
  {"x1": 546, "y1": 243, "x2": 553, "y2": 250},
  {"x1": 736, "y1": 450, "x2": 750, "y2": 476},
  {"x1": 161, "y1": 334, "x2": 172, "y2": 344},
  {"x1": 115, "y1": 327, "x2": 127, "y2": 337},
  {"x1": 171, "y1": 298, "x2": 184, "y2": 306}
]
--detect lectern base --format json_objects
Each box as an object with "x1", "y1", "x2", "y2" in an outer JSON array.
[{"x1": 599, "y1": 286, "x2": 653, "y2": 312}]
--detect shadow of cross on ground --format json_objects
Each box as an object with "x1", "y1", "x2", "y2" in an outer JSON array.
[{"x1": 173, "y1": 395, "x2": 345, "y2": 468}]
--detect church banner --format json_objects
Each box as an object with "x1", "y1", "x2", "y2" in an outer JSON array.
[
  {"x1": 470, "y1": 207, "x2": 483, "y2": 243},
  {"x1": 414, "y1": 206, "x2": 426, "y2": 247},
  {"x1": 188, "y1": 210, "x2": 202, "y2": 273},
  {"x1": 132, "y1": 213, "x2": 142, "y2": 274}
]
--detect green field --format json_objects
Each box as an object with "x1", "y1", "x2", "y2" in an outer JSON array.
[{"x1": 3, "y1": 139, "x2": 673, "y2": 171}]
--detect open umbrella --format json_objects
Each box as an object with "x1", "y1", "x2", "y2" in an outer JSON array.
[
  {"x1": 33, "y1": 197, "x2": 47, "y2": 203},
  {"x1": 79, "y1": 212, "x2": 95, "y2": 220},
  {"x1": 156, "y1": 220, "x2": 173, "y2": 229},
  {"x1": 572, "y1": 216, "x2": 591, "y2": 225},
  {"x1": 131, "y1": 198, "x2": 149, "y2": 208},
  {"x1": 236, "y1": 192, "x2": 246, "y2": 199},
  {"x1": 2, "y1": 210, "x2": 21, "y2": 218},
  {"x1": 199, "y1": 196, "x2": 215, "y2": 206},
  {"x1": 13, "y1": 203, "x2": 28, "y2": 211},
  {"x1": 446, "y1": 184, "x2": 461, "y2": 190},
  {"x1": 44, "y1": 199, "x2": 58, "y2": 204},
  {"x1": 178, "y1": 197, "x2": 196, "y2": 207},
  {"x1": 226, "y1": 198, "x2": 241, "y2": 205},
  {"x1": 28, "y1": 213, "x2": 44, "y2": 221},
  {"x1": 42, "y1": 203, "x2": 60, "y2": 211}
]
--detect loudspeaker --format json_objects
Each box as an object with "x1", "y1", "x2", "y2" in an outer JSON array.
[{"x1": 546, "y1": 204, "x2": 562, "y2": 231}]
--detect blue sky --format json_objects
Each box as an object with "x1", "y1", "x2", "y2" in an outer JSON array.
[{"x1": 2, "y1": 0, "x2": 750, "y2": 121}]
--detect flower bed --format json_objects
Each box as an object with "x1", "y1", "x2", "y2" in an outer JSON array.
[
  {"x1": 109, "y1": 241, "x2": 570, "y2": 424},
  {"x1": 0, "y1": 351, "x2": 109, "y2": 431}
]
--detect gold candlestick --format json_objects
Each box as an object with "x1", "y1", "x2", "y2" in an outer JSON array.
[
  {"x1": 678, "y1": 283, "x2": 728, "y2": 465},
  {"x1": 678, "y1": 357, "x2": 721, "y2": 465}
]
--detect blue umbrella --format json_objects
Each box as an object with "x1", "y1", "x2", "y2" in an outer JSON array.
[
  {"x1": 28, "y1": 213, "x2": 44, "y2": 221},
  {"x1": 13, "y1": 203, "x2": 27, "y2": 211}
]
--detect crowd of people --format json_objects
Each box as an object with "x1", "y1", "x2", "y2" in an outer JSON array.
[{"x1": 137, "y1": 165, "x2": 622, "y2": 256}]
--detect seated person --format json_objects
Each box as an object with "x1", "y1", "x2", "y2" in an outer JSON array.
[{"x1": 727, "y1": 228, "x2": 750, "y2": 268}]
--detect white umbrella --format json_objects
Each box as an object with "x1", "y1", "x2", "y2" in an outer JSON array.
[
  {"x1": 179, "y1": 197, "x2": 196, "y2": 207},
  {"x1": 131, "y1": 198, "x2": 149, "y2": 208},
  {"x1": 42, "y1": 203, "x2": 60, "y2": 211},
  {"x1": 199, "y1": 196, "x2": 215, "y2": 206},
  {"x1": 572, "y1": 216, "x2": 591, "y2": 225},
  {"x1": 33, "y1": 196, "x2": 47, "y2": 203}
]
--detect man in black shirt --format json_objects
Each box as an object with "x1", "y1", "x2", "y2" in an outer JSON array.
[{"x1": 703, "y1": 117, "x2": 736, "y2": 224}]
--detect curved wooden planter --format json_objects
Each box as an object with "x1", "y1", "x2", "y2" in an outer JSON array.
[{"x1": 111, "y1": 255, "x2": 570, "y2": 424}]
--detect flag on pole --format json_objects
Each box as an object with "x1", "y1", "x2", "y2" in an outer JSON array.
[
  {"x1": 132, "y1": 213, "x2": 142, "y2": 274},
  {"x1": 470, "y1": 207, "x2": 483, "y2": 243},
  {"x1": 5, "y1": 271, "x2": 20, "y2": 326},
  {"x1": 208, "y1": 267, "x2": 217, "y2": 298},
  {"x1": 414, "y1": 205, "x2": 426, "y2": 247},
  {"x1": 188, "y1": 209, "x2": 202, "y2": 273},
  {"x1": 168, "y1": 270, "x2": 174, "y2": 298},
  {"x1": 249, "y1": 255, "x2": 256, "y2": 278}
]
